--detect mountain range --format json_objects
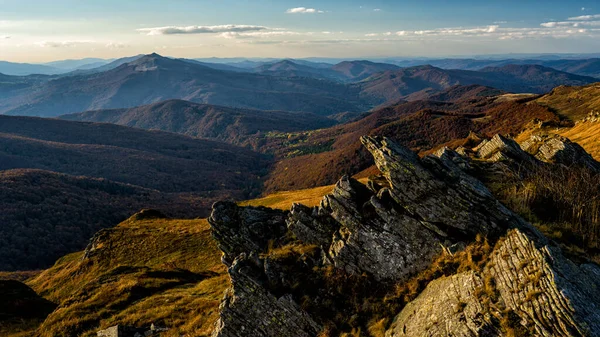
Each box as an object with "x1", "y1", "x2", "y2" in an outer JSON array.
[{"x1": 1, "y1": 53, "x2": 597, "y2": 119}]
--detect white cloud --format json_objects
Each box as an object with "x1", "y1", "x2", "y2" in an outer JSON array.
[
  {"x1": 568, "y1": 14, "x2": 600, "y2": 20},
  {"x1": 1, "y1": 35, "x2": 10, "y2": 39},
  {"x1": 106, "y1": 42, "x2": 127, "y2": 49},
  {"x1": 365, "y1": 33, "x2": 378, "y2": 37},
  {"x1": 219, "y1": 31, "x2": 302, "y2": 39},
  {"x1": 137, "y1": 25, "x2": 268, "y2": 35},
  {"x1": 36, "y1": 40, "x2": 95, "y2": 48},
  {"x1": 541, "y1": 20, "x2": 600, "y2": 28},
  {"x1": 286, "y1": 7, "x2": 324, "y2": 14},
  {"x1": 374, "y1": 9, "x2": 381, "y2": 12}
]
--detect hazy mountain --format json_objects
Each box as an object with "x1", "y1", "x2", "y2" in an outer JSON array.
[
  {"x1": 0, "y1": 61, "x2": 62, "y2": 76},
  {"x1": 253, "y1": 60, "x2": 401, "y2": 82},
  {"x1": 389, "y1": 58, "x2": 600, "y2": 78},
  {"x1": 331, "y1": 60, "x2": 400, "y2": 81},
  {"x1": 43, "y1": 58, "x2": 109, "y2": 70},
  {"x1": 0, "y1": 53, "x2": 368, "y2": 117},
  {"x1": 359, "y1": 64, "x2": 597, "y2": 104},
  {"x1": 62, "y1": 55, "x2": 144, "y2": 76},
  {"x1": 255, "y1": 60, "x2": 342, "y2": 80},
  {"x1": 60, "y1": 99, "x2": 337, "y2": 145}
]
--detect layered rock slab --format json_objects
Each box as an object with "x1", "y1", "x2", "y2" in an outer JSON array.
[{"x1": 386, "y1": 229, "x2": 600, "y2": 337}]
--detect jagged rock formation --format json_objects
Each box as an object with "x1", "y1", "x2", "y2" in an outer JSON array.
[
  {"x1": 521, "y1": 134, "x2": 600, "y2": 172},
  {"x1": 208, "y1": 135, "x2": 600, "y2": 337},
  {"x1": 475, "y1": 134, "x2": 536, "y2": 164},
  {"x1": 387, "y1": 228, "x2": 600, "y2": 337},
  {"x1": 212, "y1": 254, "x2": 322, "y2": 337}
]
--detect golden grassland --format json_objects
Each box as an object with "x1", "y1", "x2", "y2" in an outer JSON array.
[
  {"x1": 240, "y1": 178, "x2": 369, "y2": 210},
  {"x1": 11, "y1": 217, "x2": 227, "y2": 337},
  {"x1": 557, "y1": 122, "x2": 600, "y2": 160}
]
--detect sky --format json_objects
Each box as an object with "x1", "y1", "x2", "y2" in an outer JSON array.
[{"x1": 1, "y1": 0, "x2": 600, "y2": 62}]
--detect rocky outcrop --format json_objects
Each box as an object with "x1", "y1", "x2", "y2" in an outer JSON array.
[
  {"x1": 386, "y1": 271, "x2": 499, "y2": 337},
  {"x1": 387, "y1": 228, "x2": 600, "y2": 337},
  {"x1": 208, "y1": 135, "x2": 600, "y2": 337},
  {"x1": 475, "y1": 134, "x2": 536, "y2": 164},
  {"x1": 211, "y1": 254, "x2": 321, "y2": 337},
  {"x1": 521, "y1": 134, "x2": 600, "y2": 172},
  {"x1": 209, "y1": 202, "x2": 288, "y2": 265}
]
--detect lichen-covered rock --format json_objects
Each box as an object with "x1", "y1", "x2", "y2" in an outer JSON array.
[
  {"x1": 211, "y1": 254, "x2": 321, "y2": 337},
  {"x1": 209, "y1": 201, "x2": 288, "y2": 265},
  {"x1": 386, "y1": 271, "x2": 500, "y2": 337},
  {"x1": 322, "y1": 176, "x2": 442, "y2": 281},
  {"x1": 362, "y1": 136, "x2": 531, "y2": 237},
  {"x1": 387, "y1": 228, "x2": 600, "y2": 337}
]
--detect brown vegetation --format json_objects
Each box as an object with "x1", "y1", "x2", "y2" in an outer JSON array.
[
  {"x1": 491, "y1": 163, "x2": 600, "y2": 261},
  {"x1": 263, "y1": 94, "x2": 558, "y2": 193}
]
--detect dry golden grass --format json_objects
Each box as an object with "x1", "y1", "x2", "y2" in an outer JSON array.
[
  {"x1": 534, "y1": 83, "x2": 600, "y2": 121},
  {"x1": 240, "y1": 178, "x2": 369, "y2": 210},
  {"x1": 557, "y1": 121, "x2": 600, "y2": 160},
  {"x1": 22, "y1": 217, "x2": 227, "y2": 337}
]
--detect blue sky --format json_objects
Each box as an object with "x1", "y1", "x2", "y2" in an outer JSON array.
[{"x1": 1, "y1": 0, "x2": 599, "y2": 62}]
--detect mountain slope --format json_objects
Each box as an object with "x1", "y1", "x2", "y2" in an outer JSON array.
[
  {"x1": 262, "y1": 89, "x2": 559, "y2": 192},
  {"x1": 1, "y1": 53, "x2": 368, "y2": 117},
  {"x1": 23, "y1": 215, "x2": 227, "y2": 337},
  {"x1": 255, "y1": 60, "x2": 341, "y2": 80},
  {"x1": 60, "y1": 100, "x2": 336, "y2": 145},
  {"x1": 534, "y1": 83, "x2": 600, "y2": 121},
  {"x1": 389, "y1": 57, "x2": 600, "y2": 78},
  {"x1": 0, "y1": 116, "x2": 268, "y2": 270},
  {"x1": 0, "y1": 169, "x2": 217, "y2": 271},
  {"x1": 0, "y1": 62, "x2": 62, "y2": 76},
  {"x1": 0, "y1": 115, "x2": 267, "y2": 193},
  {"x1": 331, "y1": 60, "x2": 400, "y2": 81},
  {"x1": 359, "y1": 64, "x2": 597, "y2": 104}
]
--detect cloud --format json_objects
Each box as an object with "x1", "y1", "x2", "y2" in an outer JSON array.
[
  {"x1": 219, "y1": 31, "x2": 301, "y2": 39},
  {"x1": 541, "y1": 20, "x2": 600, "y2": 28},
  {"x1": 365, "y1": 33, "x2": 378, "y2": 37},
  {"x1": 106, "y1": 42, "x2": 127, "y2": 49},
  {"x1": 374, "y1": 9, "x2": 381, "y2": 12},
  {"x1": 568, "y1": 14, "x2": 600, "y2": 20},
  {"x1": 36, "y1": 40, "x2": 94, "y2": 48},
  {"x1": 0, "y1": 35, "x2": 10, "y2": 39},
  {"x1": 137, "y1": 25, "x2": 268, "y2": 35},
  {"x1": 286, "y1": 7, "x2": 324, "y2": 14}
]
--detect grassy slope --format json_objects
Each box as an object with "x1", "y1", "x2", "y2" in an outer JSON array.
[
  {"x1": 557, "y1": 122, "x2": 600, "y2": 160},
  {"x1": 534, "y1": 83, "x2": 600, "y2": 121},
  {"x1": 22, "y1": 216, "x2": 226, "y2": 337},
  {"x1": 240, "y1": 178, "x2": 369, "y2": 210}
]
